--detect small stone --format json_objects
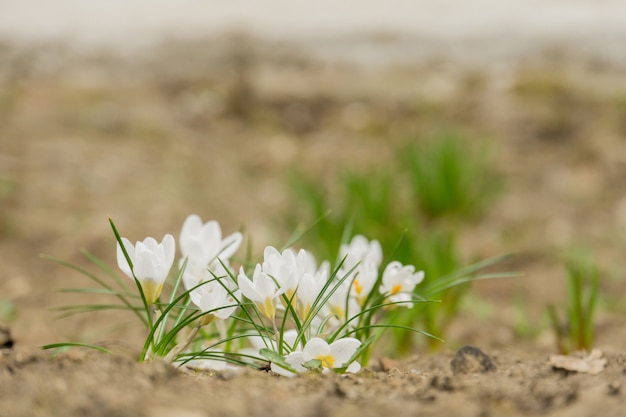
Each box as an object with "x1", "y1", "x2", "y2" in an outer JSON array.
[
  {"x1": 608, "y1": 381, "x2": 621, "y2": 396},
  {"x1": 0, "y1": 326, "x2": 13, "y2": 350},
  {"x1": 450, "y1": 345, "x2": 496, "y2": 375}
]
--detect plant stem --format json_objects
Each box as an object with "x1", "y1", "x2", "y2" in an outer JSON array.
[{"x1": 166, "y1": 323, "x2": 201, "y2": 363}]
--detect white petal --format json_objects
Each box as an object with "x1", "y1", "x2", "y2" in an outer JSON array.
[
  {"x1": 238, "y1": 268, "x2": 261, "y2": 302},
  {"x1": 181, "y1": 260, "x2": 205, "y2": 290},
  {"x1": 160, "y1": 234, "x2": 176, "y2": 277},
  {"x1": 189, "y1": 285, "x2": 206, "y2": 308},
  {"x1": 218, "y1": 231, "x2": 243, "y2": 260},
  {"x1": 116, "y1": 237, "x2": 135, "y2": 278},
  {"x1": 133, "y1": 241, "x2": 157, "y2": 280},
  {"x1": 329, "y1": 337, "x2": 361, "y2": 365},
  {"x1": 140, "y1": 236, "x2": 159, "y2": 251},
  {"x1": 282, "y1": 329, "x2": 300, "y2": 350},
  {"x1": 285, "y1": 351, "x2": 307, "y2": 372},
  {"x1": 180, "y1": 214, "x2": 203, "y2": 257},
  {"x1": 263, "y1": 246, "x2": 281, "y2": 261},
  {"x1": 346, "y1": 361, "x2": 361, "y2": 373},
  {"x1": 383, "y1": 261, "x2": 401, "y2": 279},
  {"x1": 413, "y1": 270, "x2": 425, "y2": 286},
  {"x1": 185, "y1": 240, "x2": 207, "y2": 264},
  {"x1": 199, "y1": 221, "x2": 221, "y2": 259},
  {"x1": 302, "y1": 338, "x2": 330, "y2": 361},
  {"x1": 271, "y1": 351, "x2": 305, "y2": 377},
  {"x1": 297, "y1": 273, "x2": 318, "y2": 306},
  {"x1": 367, "y1": 239, "x2": 383, "y2": 268},
  {"x1": 255, "y1": 266, "x2": 279, "y2": 298},
  {"x1": 271, "y1": 362, "x2": 297, "y2": 377}
]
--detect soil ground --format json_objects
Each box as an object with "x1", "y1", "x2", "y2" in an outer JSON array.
[{"x1": 2, "y1": 30, "x2": 626, "y2": 416}]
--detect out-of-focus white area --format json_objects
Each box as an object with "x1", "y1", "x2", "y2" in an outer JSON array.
[{"x1": 1, "y1": 0, "x2": 625, "y2": 63}]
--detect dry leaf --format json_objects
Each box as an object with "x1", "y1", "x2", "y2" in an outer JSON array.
[
  {"x1": 378, "y1": 357, "x2": 400, "y2": 372},
  {"x1": 548, "y1": 349, "x2": 606, "y2": 375}
]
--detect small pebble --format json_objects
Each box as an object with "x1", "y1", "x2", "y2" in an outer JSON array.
[
  {"x1": 450, "y1": 345, "x2": 496, "y2": 375},
  {"x1": 0, "y1": 326, "x2": 13, "y2": 349}
]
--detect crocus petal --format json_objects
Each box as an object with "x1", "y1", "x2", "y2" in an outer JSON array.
[
  {"x1": 412, "y1": 270, "x2": 425, "y2": 286},
  {"x1": 237, "y1": 269, "x2": 261, "y2": 303},
  {"x1": 160, "y1": 234, "x2": 176, "y2": 277},
  {"x1": 271, "y1": 351, "x2": 306, "y2": 377},
  {"x1": 263, "y1": 246, "x2": 281, "y2": 265},
  {"x1": 340, "y1": 235, "x2": 383, "y2": 270},
  {"x1": 218, "y1": 231, "x2": 243, "y2": 260},
  {"x1": 133, "y1": 241, "x2": 159, "y2": 280},
  {"x1": 198, "y1": 221, "x2": 221, "y2": 258},
  {"x1": 329, "y1": 337, "x2": 361, "y2": 365},
  {"x1": 179, "y1": 214, "x2": 203, "y2": 257},
  {"x1": 346, "y1": 361, "x2": 361, "y2": 373},
  {"x1": 180, "y1": 215, "x2": 241, "y2": 265},
  {"x1": 200, "y1": 287, "x2": 241, "y2": 320},
  {"x1": 255, "y1": 267, "x2": 281, "y2": 298},
  {"x1": 302, "y1": 338, "x2": 330, "y2": 362},
  {"x1": 140, "y1": 236, "x2": 159, "y2": 251},
  {"x1": 116, "y1": 237, "x2": 135, "y2": 278}
]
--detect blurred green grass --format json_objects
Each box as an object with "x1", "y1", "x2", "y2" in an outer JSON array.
[{"x1": 285, "y1": 132, "x2": 504, "y2": 352}]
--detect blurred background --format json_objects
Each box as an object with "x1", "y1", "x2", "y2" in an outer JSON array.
[{"x1": 1, "y1": 0, "x2": 626, "y2": 355}]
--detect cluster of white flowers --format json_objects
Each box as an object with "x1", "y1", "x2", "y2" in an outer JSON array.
[{"x1": 115, "y1": 214, "x2": 425, "y2": 376}]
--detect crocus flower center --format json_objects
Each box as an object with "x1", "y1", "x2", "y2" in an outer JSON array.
[
  {"x1": 353, "y1": 280, "x2": 363, "y2": 295},
  {"x1": 317, "y1": 354, "x2": 335, "y2": 369},
  {"x1": 199, "y1": 314, "x2": 216, "y2": 327},
  {"x1": 141, "y1": 280, "x2": 163, "y2": 305},
  {"x1": 261, "y1": 297, "x2": 276, "y2": 320}
]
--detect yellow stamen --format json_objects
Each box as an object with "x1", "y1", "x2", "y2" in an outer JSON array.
[
  {"x1": 330, "y1": 306, "x2": 345, "y2": 319},
  {"x1": 391, "y1": 284, "x2": 402, "y2": 295},
  {"x1": 353, "y1": 280, "x2": 363, "y2": 295}
]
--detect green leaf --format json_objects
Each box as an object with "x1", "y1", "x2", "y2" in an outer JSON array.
[
  {"x1": 259, "y1": 348, "x2": 298, "y2": 374},
  {"x1": 42, "y1": 342, "x2": 113, "y2": 354}
]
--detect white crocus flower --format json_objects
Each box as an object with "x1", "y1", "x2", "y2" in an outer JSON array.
[
  {"x1": 321, "y1": 280, "x2": 361, "y2": 330},
  {"x1": 272, "y1": 337, "x2": 362, "y2": 376},
  {"x1": 189, "y1": 278, "x2": 241, "y2": 325},
  {"x1": 379, "y1": 261, "x2": 424, "y2": 308},
  {"x1": 182, "y1": 256, "x2": 232, "y2": 291},
  {"x1": 337, "y1": 235, "x2": 383, "y2": 305},
  {"x1": 117, "y1": 234, "x2": 175, "y2": 304},
  {"x1": 261, "y1": 246, "x2": 300, "y2": 300},
  {"x1": 296, "y1": 261, "x2": 329, "y2": 319},
  {"x1": 339, "y1": 235, "x2": 383, "y2": 272},
  {"x1": 238, "y1": 265, "x2": 286, "y2": 320},
  {"x1": 253, "y1": 246, "x2": 318, "y2": 313},
  {"x1": 182, "y1": 257, "x2": 241, "y2": 325},
  {"x1": 348, "y1": 262, "x2": 379, "y2": 305},
  {"x1": 179, "y1": 214, "x2": 242, "y2": 266},
  {"x1": 303, "y1": 337, "x2": 361, "y2": 373}
]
